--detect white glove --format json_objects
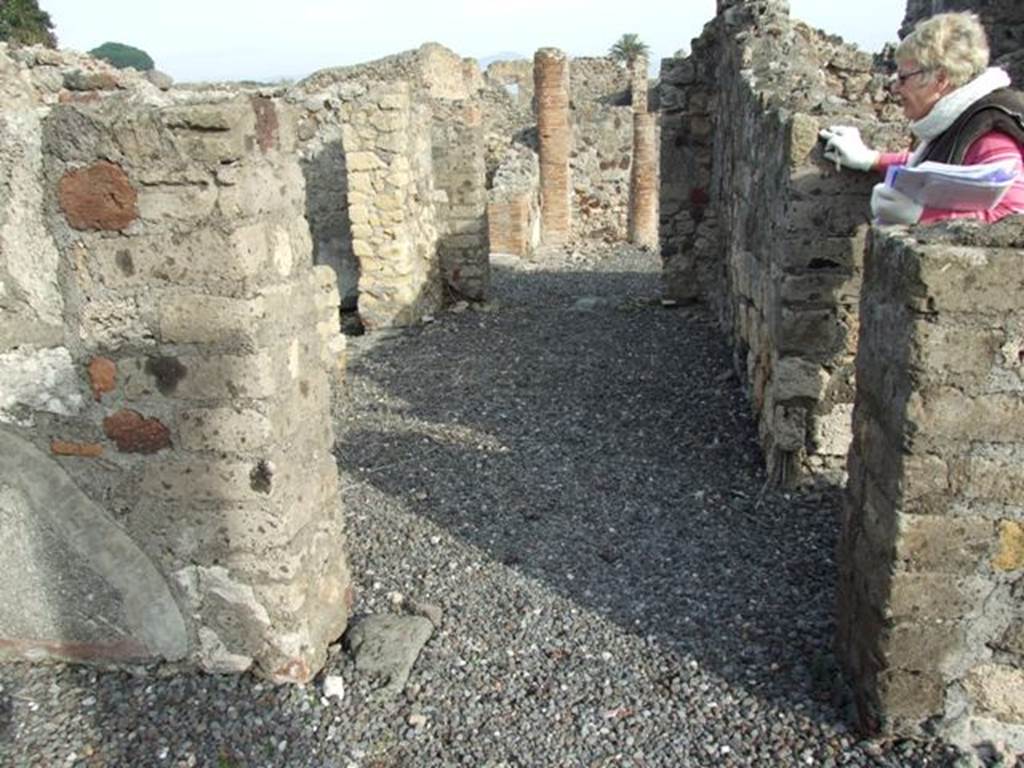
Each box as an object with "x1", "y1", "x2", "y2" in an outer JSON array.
[
  {"x1": 819, "y1": 126, "x2": 881, "y2": 172},
  {"x1": 870, "y1": 183, "x2": 924, "y2": 225}
]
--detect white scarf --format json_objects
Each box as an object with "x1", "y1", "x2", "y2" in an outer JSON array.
[{"x1": 908, "y1": 67, "x2": 1012, "y2": 165}]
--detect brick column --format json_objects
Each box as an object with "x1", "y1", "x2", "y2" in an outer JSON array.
[
  {"x1": 628, "y1": 111, "x2": 659, "y2": 249},
  {"x1": 839, "y1": 224, "x2": 1024, "y2": 748},
  {"x1": 488, "y1": 195, "x2": 534, "y2": 257},
  {"x1": 534, "y1": 48, "x2": 571, "y2": 245}
]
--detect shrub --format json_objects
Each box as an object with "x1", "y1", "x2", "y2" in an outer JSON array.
[{"x1": 89, "y1": 41, "x2": 154, "y2": 71}]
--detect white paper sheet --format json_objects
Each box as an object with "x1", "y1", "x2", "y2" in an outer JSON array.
[{"x1": 885, "y1": 160, "x2": 1019, "y2": 211}]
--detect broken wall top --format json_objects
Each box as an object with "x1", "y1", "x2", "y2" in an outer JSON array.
[
  {"x1": 1, "y1": 42, "x2": 174, "y2": 107},
  {"x1": 298, "y1": 42, "x2": 483, "y2": 101},
  {"x1": 705, "y1": 5, "x2": 908, "y2": 148}
]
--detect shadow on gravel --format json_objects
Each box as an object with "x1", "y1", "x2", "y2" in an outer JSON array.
[{"x1": 336, "y1": 264, "x2": 847, "y2": 726}]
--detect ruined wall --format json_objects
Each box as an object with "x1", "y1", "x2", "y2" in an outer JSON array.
[
  {"x1": 658, "y1": 36, "x2": 718, "y2": 301},
  {"x1": 0, "y1": 46, "x2": 349, "y2": 682},
  {"x1": 569, "y1": 58, "x2": 634, "y2": 243},
  {"x1": 341, "y1": 83, "x2": 441, "y2": 327},
  {"x1": 484, "y1": 59, "x2": 534, "y2": 110},
  {"x1": 667, "y1": 1, "x2": 907, "y2": 484},
  {"x1": 433, "y1": 100, "x2": 490, "y2": 300},
  {"x1": 482, "y1": 54, "x2": 641, "y2": 248},
  {"x1": 488, "y1": 145, "x2": 541, "y2": 259},
  {"x1": 292, "y1": 80, "x2": 444, "y2": 327},
  {"x1": 902, "y1": 0, "x2": 1024, "y2": 83},
  {"x1": 480, "y1": 61, "x2": 536, "y2": 190},
  {"x1": 839, "y1": 221, "x2": 1024, "y2": 750},
  {"x1": 293, "y1": 87, "x2": 358, "y2": 310},
  {"x1": 297, "y1": 46, "x2": 482, "y2": 318},
  {"x1": 301, "y1": 42, "x2": 482, "y2": 101}
]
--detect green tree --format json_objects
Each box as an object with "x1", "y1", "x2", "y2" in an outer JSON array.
[
  {"x1": 89, "y1": 41, "x2": 154, "y2": 71},
  {"x1": 0, "y1": 0, "x2": 57, "y2": 48},
  {"x1": 609, "y1": 34, "x2": 650, "y2": 67}
]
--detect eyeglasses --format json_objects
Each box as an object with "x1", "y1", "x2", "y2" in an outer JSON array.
[{"x1": 893, "y1": 68, "x2": 930, "y2": 85}]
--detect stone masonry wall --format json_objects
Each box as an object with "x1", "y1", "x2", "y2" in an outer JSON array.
[
  {"x1": 301, "y1": 42, "x2": 482, "y2": 101},
  {"x1": 0, "y1": 46, "x2": 350, "y2": 683},
  {"x1": 293, "y1": 87, "x2": 358, "y2": 310},
  {"x1": 839, "y1": 221, "x2": 1024, "y2": 750},
  {"x1": 433, "y1": 100, "x2": 490, "y2": 300},
  {"x1": 297, "y1": 46, "x2": 481, "y2": 319},
  {"x1": 670, "y1": 1, "x2": 907, "y2": 484},
  {"x1": 902, "y1": 0, "x2": 1024, "y2": 83},
  {"x1": 484, "y1": 59, "x2": 534, "y2": 111},
  {"x1": 570, "y1": 58, "x2": 634, "y2": 243},
  {"x1": 483, "y1": 55, "x2": 636, "y2": 246},
  {"x1": 341, "y1": 83, "x2": 442, "y2": 328},
  {"x1": 292, "y1": 79, "x2": 443, "y2": 328},
  {"x1": 658, "y1": 32, "x2": 719, "y2": 301},
  {"x1": 488, "y1": 145, "x2": 541, "y2": 259}
]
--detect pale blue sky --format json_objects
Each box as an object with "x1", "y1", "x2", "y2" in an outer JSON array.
[{"x1": 41, "y1": 1, "x2": 906, "y2": 83}]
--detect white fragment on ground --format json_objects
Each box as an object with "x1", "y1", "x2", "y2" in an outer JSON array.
[{"x1": 323, "y1": 675, "x2": 345, "y2": 702}]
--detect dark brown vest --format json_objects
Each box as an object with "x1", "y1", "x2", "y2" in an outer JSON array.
[{"x1": 919, "y1": 87, "x2": 1024, "y2": 164}]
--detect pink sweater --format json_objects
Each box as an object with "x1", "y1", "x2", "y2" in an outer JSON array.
[{"x1": 877, "y1": 130, "x2": 1024, "y2": 223}]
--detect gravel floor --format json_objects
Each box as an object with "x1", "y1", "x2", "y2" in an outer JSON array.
[{"x1": 0, "y1": 246, "x2": 972, "y2": 767}]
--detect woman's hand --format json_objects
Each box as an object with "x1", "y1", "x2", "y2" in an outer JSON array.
[
  {"x1": 870, "y1": 183, "x2": 924, "y2": 225},
  {"x1": 819, "y1": 126, "x2": 881, "y2": 171}
]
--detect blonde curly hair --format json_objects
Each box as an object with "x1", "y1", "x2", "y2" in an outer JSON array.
[{"x1": 896, "y1": 12, "x2": 990, "y2": 88}]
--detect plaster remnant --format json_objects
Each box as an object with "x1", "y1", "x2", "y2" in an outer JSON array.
[{"x1": 0, "y1": 347, "x2": 83, "y2": 425}]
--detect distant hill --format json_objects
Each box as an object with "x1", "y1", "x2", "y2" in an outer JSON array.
[{"x1": 478, "y1": 51, "x2": 528, "y2": 69}]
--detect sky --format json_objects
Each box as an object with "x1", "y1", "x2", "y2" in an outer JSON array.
[{"x1": 41, "y1": 1, "x2": 906, "y2": 84}]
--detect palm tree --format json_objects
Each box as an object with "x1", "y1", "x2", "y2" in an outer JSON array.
[{"x1": 609, "y1": 34, "x2": 650, "y2": 67}]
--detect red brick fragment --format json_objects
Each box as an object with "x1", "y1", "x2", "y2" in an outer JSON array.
[
  {"x1": 58, "y1": 91, "x2": 102, "y2": 105},
  {"x1": 103, "y1": 409, "x2": 172, "y2": 454},
  {"x1": 271, "y1": 658, "x2": 312, "y2": 684},
  {"x1": 58, "y1": 161, "x2": 138, "y2": 231},
  {"x1": 51, "y1": 439, "x2": 104, "y2": 458},
  {"x1": 87, "y1": 357, "x2": 117, "y2": 401},
  {"x1": 250, "y1": 96, "x2": 279, "y2": 153}
]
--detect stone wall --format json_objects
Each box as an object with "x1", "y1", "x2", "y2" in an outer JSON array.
[
  {"x1": 433, "y1": 100, "x2": 490, "y2": 300},
  {"x1": 484, "y1": 59, "x2": 534, "y2": 110},
  {"x1": 296, "y1": 46, "x2": 482, "y2": 319},
  {"x1": 664, "y1": 1, "x2": 907, "y2": 484},
  {"x1": 0, "y1": 46, "x2": 349, "y2": 683},
  {"x1": 293, "y1": 87, "x2": 359, "y2": 310},
  {"x1": 488, "y1": 145, "x2": 541, "y2": 259},
  {"x1": 839, "y1": 221, "x2": 1024, "y2": 750},
  {"x1": 484, "y1": 55, "x2": 637, "y2": 247},
  {"x1": 902, "y1": 0, "x2": 1024, "y2": 82},
  {"x1": 301, "y1": 42, "x2": 482, "y2": 101},
  {"x1": 570, "y1": 58, "x2": 634, "y2": 242},
  {"x1": 658, "y1": 35, "x2": 718, "y2": 301}
]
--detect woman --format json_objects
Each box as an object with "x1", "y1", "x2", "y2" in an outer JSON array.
[{"x1": 820, "y1": 12, "x2": 1024, "y2": 225}]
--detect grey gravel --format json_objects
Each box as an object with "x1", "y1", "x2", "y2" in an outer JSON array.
[{"x1": 0, "y1": 244, "x2": 973, "y2": 767}]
